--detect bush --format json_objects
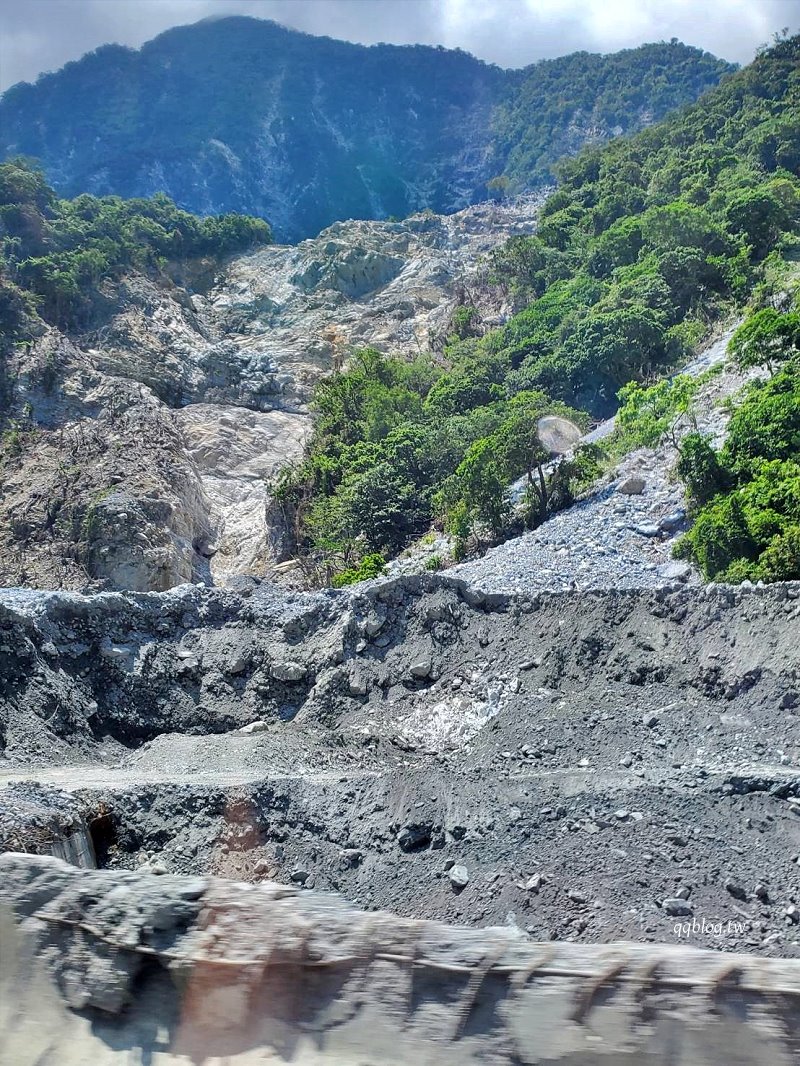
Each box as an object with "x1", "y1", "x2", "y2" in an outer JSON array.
[
  {"x1": 676, "y1": 432, "x2": 730, "y2": 505},
  {"x1": 331, "y1": 553, "x2": 387, "y2": 587}
]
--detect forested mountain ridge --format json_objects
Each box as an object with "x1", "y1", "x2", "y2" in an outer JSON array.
[
  {"x1": 273, "y1": 34, "x2": 800, "y2": 583},
  {"x1": 0, "y1": 17, "x2": 733, "y2": 240}
]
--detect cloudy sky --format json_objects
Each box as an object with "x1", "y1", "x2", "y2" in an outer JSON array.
[{"x1": 1, "y1": 0, "x2": 799, "y2": 91}]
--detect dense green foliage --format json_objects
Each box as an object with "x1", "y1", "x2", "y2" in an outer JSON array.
[
  {"x1": 615, "y1": 374, "x2": 702, "y2": 449},
  {"x1": 0, "y1": 18, "x2": 733, "y2": 240},
  {"x1": 675, "y1": 301, "x2": 800, "y2": 582},
  {"x1": 272, "y1": 348, "x2": 588, "y2": 581},
  {"x1": 495, "y1": 41, "x2": 733, "y2": 190},
  {"x1": 485, "y1": 34, "x2": 800, "y2": 417},
  {"x1": 0, "y1": 159, "x2": 270, "y2": 332},
  {"x1": 277, "y1": 36, "x2": 800, "y2": 583}
]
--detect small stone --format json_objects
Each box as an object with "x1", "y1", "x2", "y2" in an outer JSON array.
[
  {"x1": 272, "y1": 661, "x2": 306, "y2": 682},
  {"x1": 642, "y1": 711, "x2": 660, "y2": 728},
  {"x1": 659, "y1": 561, "x2": 692, "y2": 582},
  {"x1": 364, "y1": 615, "x2": 385, "y2": 637},
  {"x1": 658, "y1": 510, "x2": 686, "y2": 533},
  {"x1": 662, "y1": 898, "x2": 693, "y2": 917},
  {"x1": 755, "y1": 883, "x2": 769, "y2": 902},
  {"x1": 226, "y1": 652, "x2": 250, "y2": 675},
  {"x1": 348, "y1": 674, "x2": 368, "y2": 696},
  {"x1": 567, "y1": 888, "x2": 587, "y2": 904},
  {"x1": 675, "y1": 886, "x2": 691, "y2": 900},
  {"x1": 238, "y1": 720, "x2": 269, "y2": 735},
  {"x1": 526, "y1": 874, "x2": 543, "y2": 894},
  {"x1": 290, "y1": 869, "x2": 310, "y2": 884},
  {"x1": 635, "y1": 523, "x2": 661, "y2": 538},
  {"x1": 620, "y1": 753, "x2": 634, "y2": 768},
  {"x1": 617, "y1": 476, "x2": 645, "y2": 495},
  {"x1": 398, "y1": 823, "x2": 432, "y2": 851},
  {"x1": 448, "y1": 864, "x2": 469, "y2": 891},
  {"x1": 725, "y1": 878, "x2": 747, "y2": 901},
  {"x1": 785, "y1": 905, "x2": 800, "y2": 925},
  {"x1": 410, "y1": 658, "x2": 433, "y2": 679}
]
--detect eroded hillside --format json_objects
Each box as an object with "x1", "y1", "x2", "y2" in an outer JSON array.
[
  {"x1": 1, "y1": 575, "x2": 799, "y2": 952},
  {"x1": 0, "y1": 198, "x2": 540, "y2": 591}
]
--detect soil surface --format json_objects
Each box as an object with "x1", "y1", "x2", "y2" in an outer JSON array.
[{"x1": 2, "y1": 575, "x2": 799, "y2": 957}]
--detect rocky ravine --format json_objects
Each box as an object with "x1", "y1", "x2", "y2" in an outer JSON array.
[
  {"x1": 1, "y1": 575, "x2": 799, "y2": 955},
  {"x1": 0, "y1": 198, "x2": 538, "y2": 593}
]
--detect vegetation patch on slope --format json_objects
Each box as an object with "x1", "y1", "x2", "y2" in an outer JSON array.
[
  {"x1": 0, "y1": 159, "x2": 271, "y2": 335},
  {"x1": 673, "y1": 299, "x2": 800, "y2": 582}
]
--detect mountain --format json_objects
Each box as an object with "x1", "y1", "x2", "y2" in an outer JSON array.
[
  {"x1": 272, "y1": 34, "x2": 800, "y2": 580},
  {"x1": 0, "y1": 33, "x2": 796, "y2": 594},
  {"x1": 0, "y1": 18, "x2": 734, "y2": 240}
]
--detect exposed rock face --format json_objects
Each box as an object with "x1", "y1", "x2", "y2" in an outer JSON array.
[
  {"x1": 211, "y1": 197, "x2": 544, "y2": 374},
  {"x1": 0, "y1": 200, "x2": 536, "y2": 592},
  {"x1": 1, "y1": 854, "x2": 798, "y2": 1065},
  {"x1": 0, "y1": 18, "x2": 733, "y2": 241}
]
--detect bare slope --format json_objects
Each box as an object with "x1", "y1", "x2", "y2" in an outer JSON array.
[{"x1": 0, "y1": 199, "x2": 536, "y2": 592}]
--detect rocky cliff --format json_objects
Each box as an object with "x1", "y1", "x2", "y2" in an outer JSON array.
[
  {"x1": 0, "y1": 19, "x2": 733, "y2": 240},
  {"x1": 0, "y1": 198, "x2": 539, "y2": 592}
]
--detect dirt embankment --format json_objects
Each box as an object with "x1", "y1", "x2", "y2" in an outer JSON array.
[{"x1": 1, "y1": 576, "x2": 799, "y2": 954}]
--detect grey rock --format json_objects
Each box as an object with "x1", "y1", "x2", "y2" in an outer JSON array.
[
  {"x1": 448, "y1": 864, "x2": 469, "y2": 890},
  {"x1": 659, "y1": 561, "x2": 692, "y2": 582},
  {"x1": 659, "y1": 510, "x2": 686, "y2": 533},
  {"x1": 725, "y1": 878, "x2": 748, "y2": 901},
  {"x1": 272, "y1": 661, "x2": 307, "y2": 682},
  {"x1": 398, "y1": 823, "x2": 432, "y2": 852},
  {"x1": 348, "y1": 673, "x2": 369, "y2": 697},
  {"x1": 410, "y1": 658, "x2": 433, "y2": 679},
  {"x1": 226, "y1": 652, "x2": 251, "y2": 675},
  {"x1": 617, "y1": 476, "x2": 646, "y2": 495},
  {"x1": 364, "y1": 615, "x2": 385, "y2": 637},
  {"x1": 238, "y1": 720, "x2": 269, "y2": 735},
  {"x1": 643, "y1": 711, "x2": 660, "y2": 728},
  {"x1": 662, "y1": 898, "x2": 694, "y2": 917}
]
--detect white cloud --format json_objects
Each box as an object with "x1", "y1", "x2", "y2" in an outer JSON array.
[{"x1": 0, "y1": 0, "x2": 798, "y2": 91}]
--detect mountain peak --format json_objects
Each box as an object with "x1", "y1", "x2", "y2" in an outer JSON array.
[{"x1": 0, "y1": 21, "x2": 733, "y2": 241}]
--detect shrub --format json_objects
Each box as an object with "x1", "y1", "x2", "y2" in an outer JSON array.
[{"x1": 331, "y1": 553, "x2": 387, "y2": 587}]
